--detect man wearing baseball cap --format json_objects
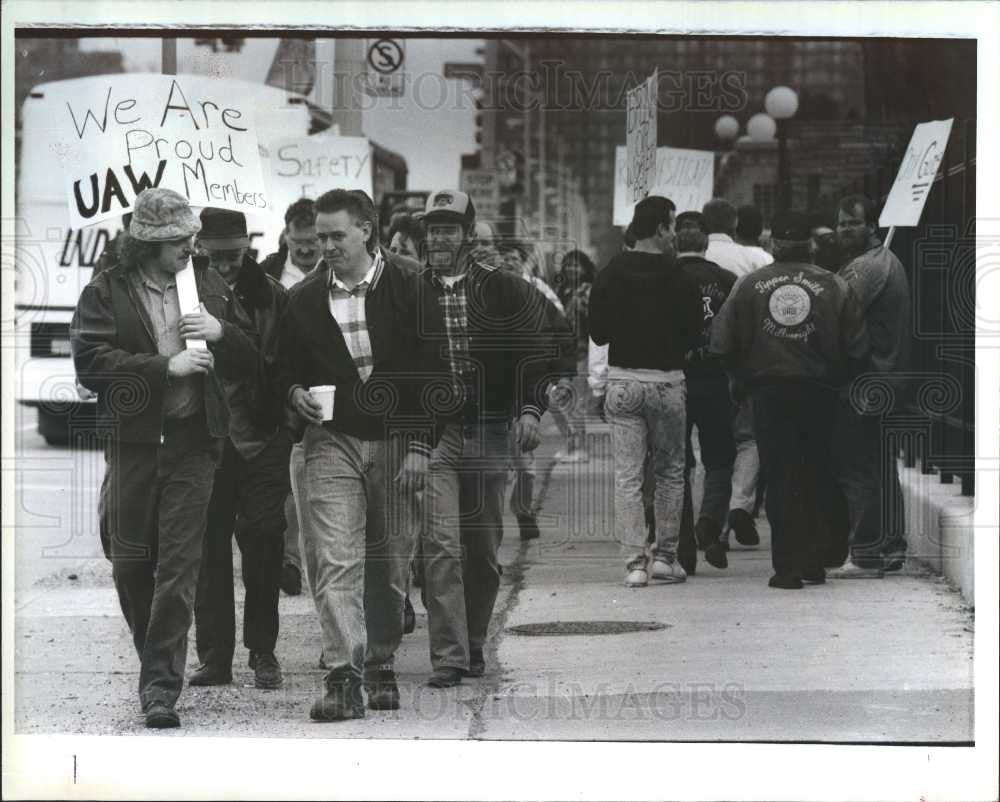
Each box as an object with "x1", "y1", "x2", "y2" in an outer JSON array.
[
  {"x1": 709, "y1": 210, "x2": 870, "y2": 589},
  {"x1": 189, "y1": 208, "x2": 292, "y2": 692},
  {"x1": 71, "y1": 188, "x2": 257, "y2": 728},
  {"x1": 415, "y1": 189, "x2": 562, "y2": 686}
]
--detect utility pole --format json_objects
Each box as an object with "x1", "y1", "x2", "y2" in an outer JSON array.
[{"x1": 162, "y1": 37, "x2": 177, "y2": 75}]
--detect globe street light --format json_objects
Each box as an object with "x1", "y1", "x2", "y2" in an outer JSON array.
[
  {"x1": 764, "y1": 86, "x2": 799, "y2": 212},
  {"x1": 747, "y1": 112, "x2": 777, "y2": 143},
  {"x1": 714, "y1": 114, "x2": 740, "y2": 142}
]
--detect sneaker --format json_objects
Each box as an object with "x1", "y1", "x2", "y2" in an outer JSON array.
[
  {"x1": 364, "y1": 664, "x2": 400, "y2": 710},
  {"x1": 310, "y1": 671, "x2": 365, "y2": 721},
  {"x1": 188, "y1": 663, "x2": 232, "y2": 687},
  {"x1": 828, "y1": 559, "x2": 884, "y2": 579},
  {"x1": 554, "y1": 449, "x2": 589, "y2": 464},
  {"x1": 252, "y1": 651, "x2": 283, "y2": 690},
  {"x1": 768, "y1": 573, "x2": 803, "y2": 589},
  {"x1": 403, "y1": 596, "x2": 416, "y2": 634},
  {"x1": 144, "y1": 702, "x2": 180, "y2": 729},
  {"x1": 426, "y1": 667, "x2": 464, "y2": 688},
  {"x1": 650, "y1": 559, "x2": 687, "y2": 583},
  {"x1": 704, "y1": 541, "x2": 728, "y2": 570},
  {"x1": 624, "y1": 567, "x2": 649, "y2": 588},
  {"x1": 280, "y1": 563, "x2": 302, "y2": 596},
  {"x1": 466, "y1": 648, "x2": 486, "y2": 677},
  {"x1": 728, "y1": 509, "x2": 760, "y2": 546}
]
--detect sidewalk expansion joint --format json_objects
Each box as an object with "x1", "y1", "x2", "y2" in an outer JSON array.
[{"x1": 465, "y1": 538, "x2": 532, "y2": 739}]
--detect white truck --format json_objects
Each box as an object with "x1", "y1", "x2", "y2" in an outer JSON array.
[{"x1": 13, "y1": 74, "x2": 317, "y2": 444}]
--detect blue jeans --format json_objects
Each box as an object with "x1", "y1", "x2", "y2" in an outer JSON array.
[
  {"x1": 421, "y1": 422, "x2": 510, "y2": 671},
  {"x1": 730, "y1": 398, "x2": 759, "y2": 515},
  {"x1": 302, "y1": 426, "x2": 418, "y2": 678},
  {"x1": 605, "y1": 378, "x2": 687, "y2": 568}
]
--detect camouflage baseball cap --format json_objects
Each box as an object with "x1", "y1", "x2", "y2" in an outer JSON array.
[{"x1": 129, "y1": 188, "x2": 201, "y2": 242}]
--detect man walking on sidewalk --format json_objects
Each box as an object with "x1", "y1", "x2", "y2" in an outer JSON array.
[
  {"x1": 417, "y1": 190, "x2": 556, "y2": 687},
  {"x1": 710, "y1": 211, "x2": 870, "y2": 589},
  {"x1": 260, "y1": 197, "x2": 322, "y2": 597},
  {"x1": 674, "y1": 211, "x2": 737, "y2": 572},
  {"x1": 189, "y1": 208, "x2": 291, "y2": 691},
  {"x1": 590, "y1": 195, "x2": 703, "y2": 588},
  {"x1": 829, "y1": 194, "x2": 912, "y2": 579},
  {"x1": 71, "y1": 188, "x2": 257, "y2": 728},
  {"x1": 279, "y1": 189, "x2": 444, "y2": 721}
]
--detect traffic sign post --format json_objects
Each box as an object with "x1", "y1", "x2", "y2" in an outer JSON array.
[{"x1": 364, "y1": 38, "x2": 406, "y2": 97}]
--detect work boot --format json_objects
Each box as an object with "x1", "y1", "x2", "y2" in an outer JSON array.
[
  {"x1": 364, "y1": 664, "x2": 400, "y2": 710},
  {"x1": 768, "y1": 573, "x2": 803, "y2": 590},
  {"x1": 188, "y1": 663, "x2": 232, "y2": 687},
  {"x1": 728, "y1": 509, "x2": 760, "y2": 546},
  {"x1": 310, "y1": 670, "x2": 365, "y2": 721},
  {"x1": 280, "y1": 562, "x2": 302, "y2": 596},
  {"x1": 251, "y1": 651, "x2": 283, "y2": 690},
  {"x1": 144, "y1": 702, "x2": 180, "y2": 729}
]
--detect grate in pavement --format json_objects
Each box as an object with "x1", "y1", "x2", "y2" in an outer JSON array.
[{"x1": 506, "y1": 620, "x2": 670, "y2": 636}]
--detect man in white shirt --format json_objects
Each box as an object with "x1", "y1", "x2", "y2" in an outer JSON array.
[
  {"x1": 703, "y1": 198, "x2": 761, "y2": 279},
  {"x1": 736, "y1": 204, "x2": 774, "y2": 270}
]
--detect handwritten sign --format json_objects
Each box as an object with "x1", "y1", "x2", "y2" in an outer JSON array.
[
  {"x1": 625, "y1": 69, "x2": 658, "y2": 204},
  {"x1": 460, "y1": 169, "x2": 500, "y2": 220},
  {"x1": 879, "y1": 118, "x2": 954, "y2": 227},
  {"x1": 266, "y1": 134, "x2": 373, "y2": 215},
  {"x1": 49, "y1": 74, "x2": 268, "y2": 228},
  {"x1": 613, "y1": 146, "x2": 715, "y2": 225}
]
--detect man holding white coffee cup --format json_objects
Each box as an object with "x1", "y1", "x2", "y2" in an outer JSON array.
[{"x1": 278, "y1": 189, "x2": 450, "y2": 721}]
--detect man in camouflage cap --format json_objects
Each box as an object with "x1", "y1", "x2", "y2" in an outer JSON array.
[{"x1": 71, "y1": 188, "x2": 258, "y2": 728}]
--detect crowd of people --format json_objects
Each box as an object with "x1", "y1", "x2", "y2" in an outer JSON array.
[{"x1": 70, "y1": 180, "x2": 910, "y2": 730}]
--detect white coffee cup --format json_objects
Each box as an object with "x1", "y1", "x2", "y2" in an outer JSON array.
[{"x1": 309, "y1": 385, "x2": 336, "y2": 421}]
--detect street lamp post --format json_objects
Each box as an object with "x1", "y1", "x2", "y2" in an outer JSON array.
[{"x1": 764, "y1": 86, "x2": 799, "y2": 213}]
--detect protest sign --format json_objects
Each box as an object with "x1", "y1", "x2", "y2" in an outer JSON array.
[
  {"x1": 879, "y1": 118, "x2": 954, "y2": 228},
  {"x1": 50, "y1": 74, "x2": 269, "y2": 228},
  {"x1": 460, "y1": 169, "x2": 500, "y2": 220},
  {"x1": 613, "y1": 146, "x2": 715, "y2": 225},
  {"x1": 266, "y1": 134, "x2": 373, "y2": 215},
  {"x1": 625, "y1": 69, "x2": 658, "y2": 204}
]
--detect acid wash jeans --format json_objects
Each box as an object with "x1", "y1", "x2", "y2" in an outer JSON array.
[
  {"x1": 604, "y1": 374, "x2": 687, "y2": 569},
  {"x1": 301, "y1": 425, "x2": 418, "y2": 680}
]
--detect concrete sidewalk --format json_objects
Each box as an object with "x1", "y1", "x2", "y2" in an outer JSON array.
[{"x1": 13, "y1": 462, "x2": 975, "y2": 741}]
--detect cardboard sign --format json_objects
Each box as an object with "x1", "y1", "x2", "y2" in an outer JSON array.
[
  {"x1": 625, "y1": 69, "x2": 658, "y2": 204},
  {"x1": 51, "y1": 74, "x2": 270, "y2": 228},
  {"x1": 879, "y1": 118, "x2": 954, "y2": 227},
  {"x1": 266, "y1": 134, "x2": 373, "y2": 215},
  {"x1": 613, "y1": 146, "x2": 715, "y2": 225},
  {"x1": 460, "y1": 169, "x2": 500, "y2": 220}
]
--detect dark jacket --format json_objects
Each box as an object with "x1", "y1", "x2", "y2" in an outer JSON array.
[
  {"x1": 677, "y1": 253, "x2": 737, "y2": 380},
  {"x1": 260, "y1": 246, "x2": 291, "y2": 284},
  {"x1": 417, "y1": 261, "x2": 566, "y2": 424},
  {"x1": 71, "y1": 262, "x2": 258, "y2": 444},
  {"x1": 277, "y1": 251, "x2": 450, "y2": 453},
  {"x1": 194, "y1": 253, "x2": 288, "y2": 435},
  {"x1": 589, "y1": 251, "x2": 703, "y2": 372}
]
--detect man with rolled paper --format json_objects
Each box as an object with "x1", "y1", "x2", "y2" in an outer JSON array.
[
  {"x1": 277, "y1": 188, "x2": 449, "y2": 721},
  {"x1": 70, "y1": 188, "x2": 257, "y2": 729}
]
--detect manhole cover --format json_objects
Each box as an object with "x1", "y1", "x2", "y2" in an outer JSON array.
[{"x1": 506, "y1": 620, "x2": 670, "y2": 636}]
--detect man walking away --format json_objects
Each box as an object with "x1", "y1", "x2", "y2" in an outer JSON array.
[
  {"x1": 674, "y1": 211, "x2": 737, "y2": 572},
  {"x1": 71, "y1": 188, "x2": 257, "y2": 728},
  {"x1": 590, "y1": 196, "x2": 703, "y2": 588},
  {"x1": 829, "y1": 194, "x2": 912, "y2": 578},
  {"x1": 189, "y1": 208, "x2": 291, "y2": 691},
  {"x1": 735, "y1": 205, "x2": 775, "y2": 270},
  {"x1": 710, "y1": 211, "x2": 870, "y2": 589}
]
